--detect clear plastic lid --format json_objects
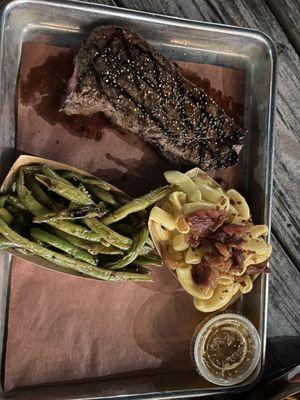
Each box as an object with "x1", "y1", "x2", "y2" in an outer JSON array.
[{"x1": 191, "y1": 312, "x2": 261, "y2": 386}]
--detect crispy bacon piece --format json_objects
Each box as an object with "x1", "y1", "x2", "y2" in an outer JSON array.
[
  {"x1": 222, "y1": 223, "x2": 248, "y2": 235},
  {"x1": 208, "y1": 231, "x2": 245, "y2": 245},
  {"x1": 231, "y1": 248, "x2": 244, "y2": 273},
  {"x1": 191, "y1": 262, "x2": 220, "y2": 288},
  {"x1": 208, "y1": 223, "x2": 247, "y2": 246},
  {"x1": 215, "y1": 242, "x2": 231, "y2": 258},
  {"x1": 186, "y1": 209, "x2": 230, "y2": 248},
  {"x1": 186, "y1": 233, "x2": 202, "y2": 248},
  {"x1": 186, "y1": 209, "x2": 230, "y2": 235}
]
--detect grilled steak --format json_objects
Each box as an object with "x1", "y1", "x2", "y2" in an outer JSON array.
[{"x1": 62, "y1": 26, "x2": 245, "y2": 170}]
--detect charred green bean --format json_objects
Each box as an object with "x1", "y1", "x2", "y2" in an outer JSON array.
[
  {"x1": 17, "y1": 169, "x2": 49, "y2": 216},
  {"x1": 16, "y1": 173, "x2": 115, "y2": 243},
  {"x1": 87, "y1": 185, "x2": 120, "y2": 208},
  {"x1": 0, "y1": 196, "x2": 7, "y2": 208},
  {"x1": 0, "y1": 208, "x2": 13, "y2": 225},
  {"x1": 6, "y1": 195, "x2": 26, "y2": 210},
  {"x1": 0, "y1": 219, "x2": 152, "y2": 281},
  {"x1": 105, "y1": 227, "x2": 149, "y2": 270},
  {"x1": 33, "y1": 203, "x2": 109, "y2": 223},
  {"x1": 101, "y1": 186, "x2": 169, "y2": 225},
  {"x1": 84, "y1": 218, "x2": 132, "y2": 250},
  {"x1": 31, "y1": 228, "x2": 97, "y2": 265},
  {"x1": 59, "y1": 170, "x2": 111, "y2": 191},
  {"x1": 135, "y1": 255, "x2": 162, "y2": 267},
  {"x1": 54, "y1": 229, "x2": 123, "y2": 255},
  {"x1": 35, "y1": 174, "x2": 94, "y2": 206},
  {"x1": 0, "y1": 236, "x2": 13, "y2": 250},
  {"x1": 26, "y1": 174, "x2": 53, "y2": 208}
]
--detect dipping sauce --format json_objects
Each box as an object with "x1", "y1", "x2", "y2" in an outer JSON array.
[{"x1": 192, "y1": 313, "x2": 261, "y2": 386}]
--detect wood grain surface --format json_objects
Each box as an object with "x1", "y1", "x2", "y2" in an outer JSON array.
[{"x1": 266, "y1": 0, "x2": 300, "y2": 55}]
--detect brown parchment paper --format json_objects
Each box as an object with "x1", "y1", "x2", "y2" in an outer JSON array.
[{"x1": 4, "y1": 42, "x2": 245, "y2": 391}]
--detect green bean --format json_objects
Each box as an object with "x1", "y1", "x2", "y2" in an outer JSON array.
[
  {"x1": 135, "y1": 255, "x2": 162, "y2": 267},
  {"x1": 16, "y1": 173, "x2": 117, "y2": 243},
  {"x1": 34, "y1": 238, "x2": 47, "y2": 247},
  {"x1": 17, "y1": 169, "x2": 48, "y2": 216},
  {"x1": 132, "y1": 265, "x2": 152, "y2": 275},
  {"x1": 87, "y1": 185, "x2": 120, "y2": 208},
  {"x1": 0, "y1": 236, "x2": 13, "y2": 250},
  {"x1": 23, "y1": 165, "x2": 72, "y2": 186},
  {"x1": 59, "y1": 170, "x2": 111, "y2": 191},
  {"x1": 16, "y1": 248, "x2": 32, "y2": 256},
  {"x1": 0, "y1": 208, "x2": 13, "y2": 225},
  {"x1": 31, "y1": 228, "x2": 97, "y2": 265},
  {"x1": 35, "y1": 174, "x2": 94, "y2": 206},
  {"x1": 84, "y1": 218, "x2": 132, "y2": 250},
  {"x1": 101, "y1": 186, "x2": 169, "y2": 225},
  {"x1": 26, "y1": 174, "x2": 53, "y2": 208},
  {"x1": 77, "y1": 183, "x2": 92, "y2": 198},
  {"x1": 54, "y1": 229, "x2": 123, "y2": 255},
  {"x1": 0, "y1": 219, "x2": 152, "y2": 281},
  {"x1": 40, "y1": 165, "x2": 72, "y2": 185},
  {"x1": 113, "y1": 224, "x2": 154, "y2": 257},
  {"x1": 0, "y1": 196, "x2": 7, "y2": 208},
  {"x1": 33, "y1": 203, "x2": 109, "y2": 223},
  {"x1": 22, "y1": 165, "x2": 43, "y2": 173},
  {"x1": 105, "y1": 227, "x2": 149, "y2": 270},
  {"x1": 48, "y1": 219, "x2": 114, "y2": 243},
  {"x1": 6, "y1": 195, "x2": 26, "y2": 210}
]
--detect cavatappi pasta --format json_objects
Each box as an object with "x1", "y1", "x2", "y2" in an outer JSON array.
[{"x1": 148, "y1": 169, "x2": 272, "y2": 313}]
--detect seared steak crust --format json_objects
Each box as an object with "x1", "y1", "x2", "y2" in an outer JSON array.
[{"x1": 62, "y1": 26, "x2": 245, "y2": 170}]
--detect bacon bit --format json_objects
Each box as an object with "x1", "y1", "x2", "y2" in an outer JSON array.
[
  {"x1": 186, "y1": 209, "x2": 230, "y2": 236},
  {"x1": 231, "y1": 248, "x2": 244, "y2": 273},
  {"x1": 247, "y1": 264, "x2": 270, "y2": 275},
  {"x1": 186, "y1": 232, "x2": 202, "y2": 248},
  {"x1": 208, "y1": 231, "x2": 245, "y2": 245},
  {"x1": 191, "y1": 263, "x2": 220, "y2": 288},
  {"x1": 186, "y1": 209, "x2": 230, "y2": 247},
  {"x1": 215, "y1": 242, "x2": 231, "y2": 259},
  {"x1": 222, "y1": 223, "x2": 248, "y2": 235}
]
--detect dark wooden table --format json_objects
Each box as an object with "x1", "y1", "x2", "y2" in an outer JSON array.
[{"x1": 70, "y1": 0, "x2": 300, "y2": 396}]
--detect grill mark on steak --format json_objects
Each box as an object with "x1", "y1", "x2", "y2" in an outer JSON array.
[
  {"x1": 82, "y1": 36, "x2": 167, "y2": 136},
  {"x1": 62, "y1": 26, "x2": 246, "y2": 170}
]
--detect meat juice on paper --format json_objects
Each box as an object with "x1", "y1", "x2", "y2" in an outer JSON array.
[{"x1": 4, "y1": 42, "x2": 245, "y2": 390}]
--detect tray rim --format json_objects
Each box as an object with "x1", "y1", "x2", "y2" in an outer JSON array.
[{"x1": 0, "y1": 0, "x2": 277, "y2": 398}]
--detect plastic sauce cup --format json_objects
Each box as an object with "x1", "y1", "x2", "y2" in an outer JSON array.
[{"x1": 191, "y1": 312, "x2": 261, "y2": 386}]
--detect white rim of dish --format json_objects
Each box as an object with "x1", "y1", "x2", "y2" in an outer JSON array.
[{"x1": 193, "y1": 313, "x2": 261, "y2": 386}]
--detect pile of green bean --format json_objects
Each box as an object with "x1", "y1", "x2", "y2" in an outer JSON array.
[{"x1": 0, "y1": 164, "x2": 168, "y2": 281}]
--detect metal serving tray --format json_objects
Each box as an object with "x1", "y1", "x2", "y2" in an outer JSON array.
[{"x1": 0, "y1": 0, "x2": 276, "y2": 398}]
